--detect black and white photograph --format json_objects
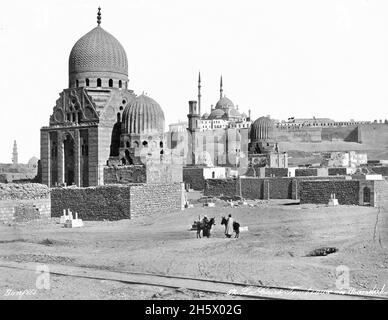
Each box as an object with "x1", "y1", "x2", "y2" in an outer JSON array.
[{"x1": 0, "y1": 0, "x2": 387, "y2": 309}]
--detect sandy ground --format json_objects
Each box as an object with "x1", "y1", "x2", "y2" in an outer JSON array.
[{"x1": 0, "y1": 193, "x2": 387, "y2": 300}]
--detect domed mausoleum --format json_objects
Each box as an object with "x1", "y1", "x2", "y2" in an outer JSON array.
[
  {"x1": 119, "y1": 94, "x2": 166, "y2": 165},
  {"x1": 40, "y1": 8, "x2": 166, "y2": 187},
  {"x1": 249, "y1": 116, "x2": 277, "y2": 154},
  {"x1": 250, "y1": 116, "x2": 274, "y2": 141}
]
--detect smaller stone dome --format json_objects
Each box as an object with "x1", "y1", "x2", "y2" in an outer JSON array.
[
  {"x1": 215, "y1": 96, "x2": 235, "y2": 109},
  {"x1": 208, "y1": 109, "x2": 225, "y2": 120},
  {"x1": 202, "y1": 112, "x2": 209, "y2": 119},
  {"x1": 123, "y1": 94, "x2": 165, "y2": 135},
  {"x1": 250, "y1": 116, "x2": 274, "y2": 141},
  {"x1": 228, "y1": 108, "x2": 242, "y2": 118}
]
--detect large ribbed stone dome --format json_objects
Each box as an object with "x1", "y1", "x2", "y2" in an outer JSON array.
[
  {"x1": 250, "y1": 116, "x2": 274, "y2": 141},
  {"x1": 123, "y1": 94, "x2": 165, "y2": 135},
  {"x1": 69, "y1": 26, "x2": 128, "y2": 80}
]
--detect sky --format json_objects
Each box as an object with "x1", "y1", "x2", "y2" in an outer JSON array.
[{"x1": 0, "y1": 0, "x2": 387, "y2": 163}]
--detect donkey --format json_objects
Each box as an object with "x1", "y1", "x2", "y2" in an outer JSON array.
[
  {"x1": 221, "y1": 216, "x2": 240, "y2": 238},
  {"x1": 196, "y1": 217, "x2": 216, "y2": 238}
]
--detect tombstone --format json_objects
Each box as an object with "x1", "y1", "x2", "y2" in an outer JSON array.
[
  {"x1": 60, "y1": 209, "x2": 70, "y2": 224},
  {"x1": 328, "y1": 193, "x2": 339, "y2": 206},
  {"x1": 64, "y1": 211, "x2": 84, "y2": 228}
]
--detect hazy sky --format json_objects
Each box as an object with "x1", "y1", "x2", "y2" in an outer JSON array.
[{"x1": 0, "y1": 0, "x2": 387, "y2": 163}]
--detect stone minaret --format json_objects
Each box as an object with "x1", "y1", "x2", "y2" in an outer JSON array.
[
  {"x1": 197, "y1": 72, "x2": 201, "y2": 116},
  {"x1": 12, "y1": 140, "x2": 18, "y2": 165},
  {"x1": 220, "y1": 75, "x2": 223, "y2": 99}
]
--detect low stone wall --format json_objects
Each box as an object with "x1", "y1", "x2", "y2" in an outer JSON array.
[
  {"x1": 240, "y1": 178, "x2": 264, "y2": 199},
  {"x1": 51, "y1": 183, "x2": 183, "y2": 221},
  {"x1": 130, "y1": 183, "x2": 183, "y2": 218},
  {"x1": 265, "y1": 168, "x2": 289, "y2": 178},
  {"x1": 0, "y1": 183, "x2": 51, "y2": 224},
  {"x1": 205, "y1": 178, "x2": 291, "y2": 200},
  {"x1": 299, "y1": 180, "x2": 360, "y2": 205},
  {"x1": 328, "y1": 167, "x2": 347, "y2": 176},
  {"x1": 268, "y1": 178, "x2": 293, "y2": 199},
  {"x1": 295, "y1": 168, "x2": 318, "y2": 177},
  {"x1": 204, "y1": 179, "x2": 238, "y2": 197}
]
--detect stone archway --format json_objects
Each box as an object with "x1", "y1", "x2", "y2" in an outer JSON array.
[{"x1": 64, "y1": 134, "x2": 75, "y2": 186}]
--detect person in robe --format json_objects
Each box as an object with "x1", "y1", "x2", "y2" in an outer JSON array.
[
  {"x1": 202, "y1": 215, "x2": 209, "y2": 237},
  {"x1": 225, "y1": 214, "x2": 234, "y2": 238}
]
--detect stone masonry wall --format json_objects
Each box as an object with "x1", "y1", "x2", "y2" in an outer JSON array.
[
  {"x1": 51, "y1": 183, "x2": 183, "y2": 221},
  {"x1": 373, "y1": 180, "x2": 388, "y2": 208},
  {"x1": 0, "y1": 183, "x2": 51, "y2": 224},
  {"x1": 104, "y1": 166, "x2": 146, "y2": 184},
  {"x1": 240, "y1": 178, "x2": 264, "y2": 199},
  {"x1": 299, "y1": 180, "x2": 360, "y2": 205},
  {"x1": 129, "y1": 183, "x2": 183, "y2": 218},
  {"x1": 328, "y1": 167, "x2": 347, "y2": 176},
  {"x1": 268, "y1": 178, "x2": 293, "y2": 199},
  {"x1": 265, "y1": 168, "x2": 289, "y2": 178},
  {"x1": 51, "y1": 185, "x2": 133, "y2": 220},
  {"x1": 295, "y1": 168, "x2": 318, "y2": 177},
  {"x1": 204, "y1": 179, "x2": 238, "y2": 197}
]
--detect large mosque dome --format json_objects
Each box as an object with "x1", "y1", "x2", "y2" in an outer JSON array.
[
  {"x1": 123, "y1": 94, "x2": 165, "y2": 135},
  {"x1": 215, "y1": 96, "x2": 235, "y2": 110},
  {"x1": 68, "y1": 9, "x2": 128, "y2": 88}
]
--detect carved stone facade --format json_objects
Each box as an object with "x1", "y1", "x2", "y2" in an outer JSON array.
[{"x1": 40, "y1": 12, "x2": 165, "y2": 187}]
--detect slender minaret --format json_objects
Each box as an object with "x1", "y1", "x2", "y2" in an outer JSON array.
[
  {"x1": 12, "y1": 140, "x2": 18, "y2": 165},
  {"x1": 97, "y1": 6, "x2": 101, "y2": 26},
  {"x1": 220, "y1": 75, "x2": 223, "y2": 99},
  {"x1": 198, "y1": 72, "x2": 201, "y2": 116}
]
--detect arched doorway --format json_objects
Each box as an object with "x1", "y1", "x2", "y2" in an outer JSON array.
[
  {"x1": 64, "y1": 135, "x2": 75, "y2": 186},
  {"x1": 363, "y1": 187, "x2": 371, "y2": 205}
]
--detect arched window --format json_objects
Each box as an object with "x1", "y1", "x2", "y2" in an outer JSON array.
[
  {"x1": 97, "y1": 78, "x2": 102, "y2": 87},
  {"x1": 85, "y1": 78, "x2": 89, "y2": 86},
  {"x1": 126, "y1": 141, "x2": 130, "y2": 148},
  {"x1": 160, "y1": 141, "x2": 163, "y2": 148},
  {"x1": 109, "y1": 79, "x2": 113, "y2": 87},
  {"x1": 119, "y1": 80, "x2": 122, "y2": 88},
  {"x1": 142, "y1": 141, "x2": 148, "y2": 147},
  {"x1": 76, "y1": 80, "x2": 79, "y2": 87}
]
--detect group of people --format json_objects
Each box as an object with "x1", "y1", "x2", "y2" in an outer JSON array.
[{"x1": 201, "y1": 214, "x2": 235, "y2": 238}]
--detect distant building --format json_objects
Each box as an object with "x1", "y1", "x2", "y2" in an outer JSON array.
[{"x1": 0, "y1": 141, "x2": 38, "y2": 183}]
